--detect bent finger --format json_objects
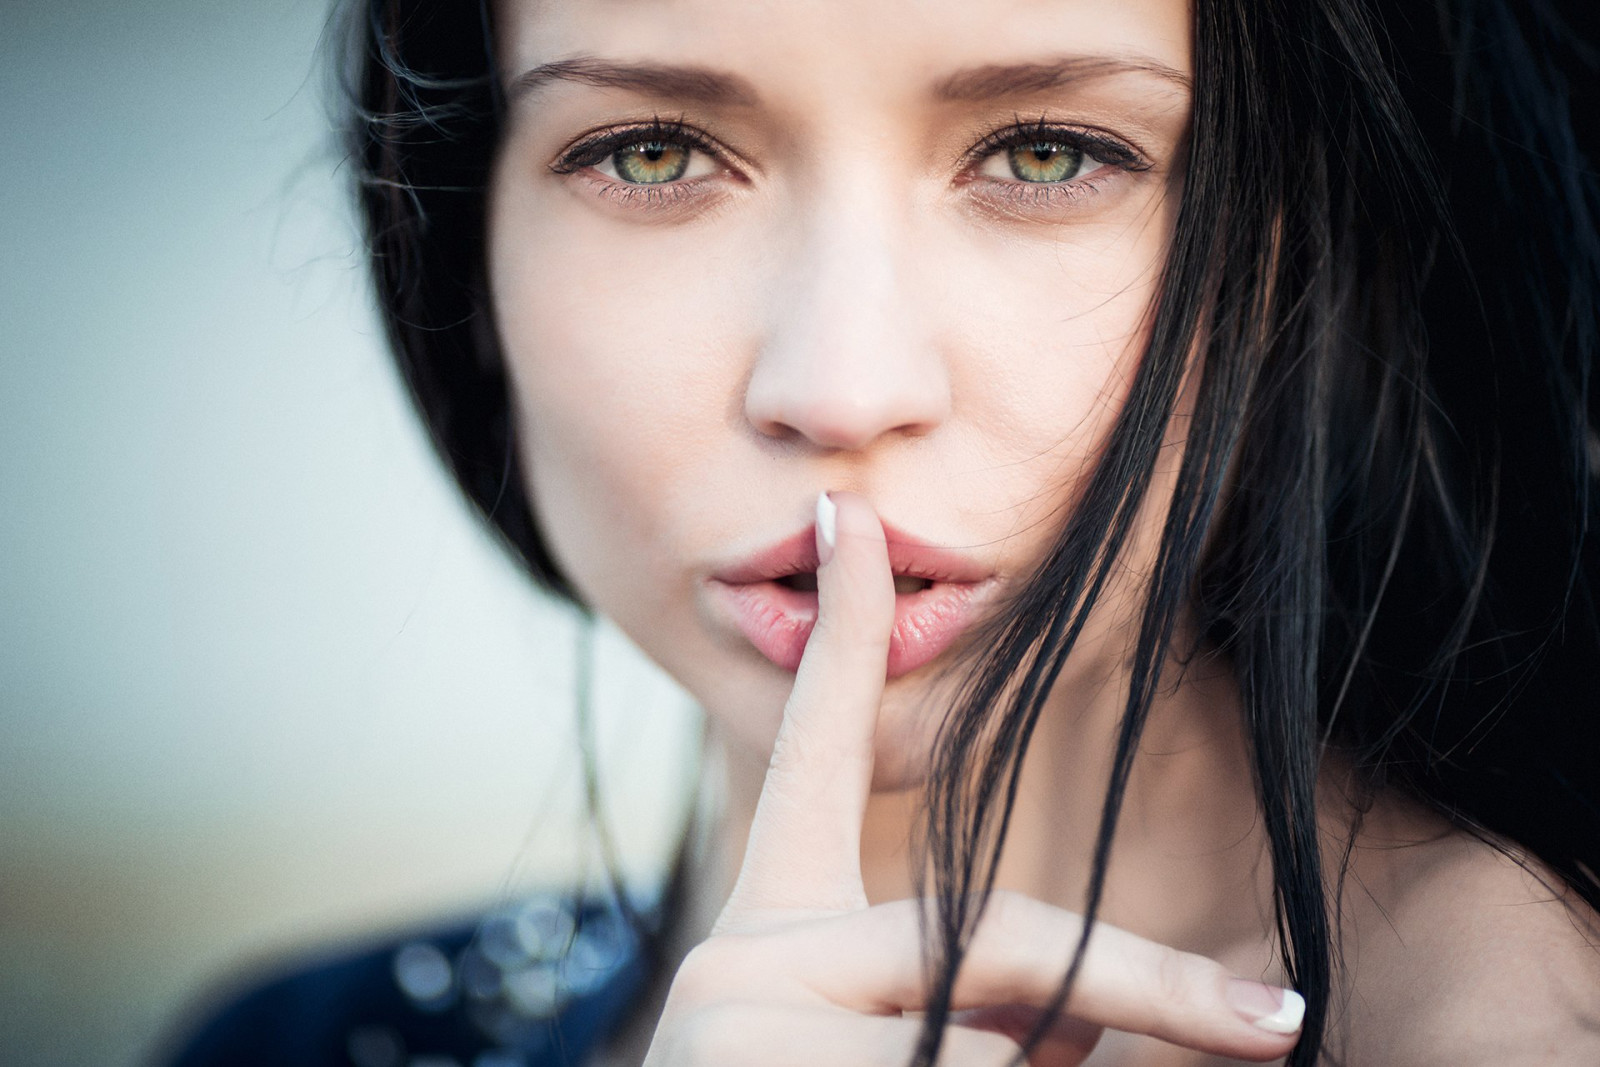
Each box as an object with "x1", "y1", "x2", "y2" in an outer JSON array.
[{"x1": 791, "y1": 893, "x2": 1305, "y2": 1061}]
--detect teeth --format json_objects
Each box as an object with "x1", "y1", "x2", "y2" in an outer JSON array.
[{"x1": 893, "y1": 576, "x2": 932, "y2": 595}]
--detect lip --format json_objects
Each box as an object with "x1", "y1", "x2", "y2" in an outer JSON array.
[{"x1": 706, "y1": 523, "x2": 998, "y2": 679}]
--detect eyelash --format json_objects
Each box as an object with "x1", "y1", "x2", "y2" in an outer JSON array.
[
  {"x1": 550, "y1": 117, "x2": 725, "y2": 209},
  {"x1": 549, "y1": 115, "x2": 1152, "y2": 211},
  {"x1": 962, "y1": 117, "x2": 1152, "y2": 204}
]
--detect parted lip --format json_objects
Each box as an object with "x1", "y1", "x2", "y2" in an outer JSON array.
[{"x1": 709, "y1": 522, "x2": 994, "y2": 587}]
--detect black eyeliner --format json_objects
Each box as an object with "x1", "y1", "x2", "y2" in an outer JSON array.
[
  {"x1": 966, "y1": 115, "x2": 1152, "y2": 172},
  {"x1": 549, "y1": 116, "x2": 717, "y2": 175}
]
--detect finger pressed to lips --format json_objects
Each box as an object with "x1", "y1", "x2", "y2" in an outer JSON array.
[{"x1": 720, "y1": 491, "x2": 896, "y2": 921}]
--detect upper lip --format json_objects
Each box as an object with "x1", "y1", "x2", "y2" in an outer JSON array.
[{"x1": 710, "y1": 521, "x2": 994, "y2": 586}]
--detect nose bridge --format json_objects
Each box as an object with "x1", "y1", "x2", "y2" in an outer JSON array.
[{"x1": 743, "y1": 180, "x2": 950, "y2": 450}]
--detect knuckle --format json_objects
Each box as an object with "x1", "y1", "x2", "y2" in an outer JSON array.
[
  {"x1": 768, "y1": 717, "x2": 859, "y2": 776},
  {"x1": 1150, "y1": 945, "x2": 1221, "y2": 1024},
  {"x1": 761, "y1": 727, "x2": 872, "y2": 825},
  {"x1": 975, "y1": 890, "x2": 1060, "y2": 992},
  {"x1": 764, "y1": 727, "x2": 812, "y2": 781},
  {"x1": 1154, "y1": 947, "x2": 1188, "y2": 1006},
  {"x1": 764, "y1": 723, "x2": 831, "y2": 788}
]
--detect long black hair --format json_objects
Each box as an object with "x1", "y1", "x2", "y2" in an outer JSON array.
[{"x1": 342, "y1": 1, "x2": 1600, "y2": 1062}]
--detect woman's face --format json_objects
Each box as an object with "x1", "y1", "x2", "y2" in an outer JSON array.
[{"x1": 489, "y1": 0, "x2": 1191, "y2": 784}]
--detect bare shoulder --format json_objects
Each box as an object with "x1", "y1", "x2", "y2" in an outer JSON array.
[{"x1": 1332, "y1": 804, "x2": 1600, "y2": 1065}]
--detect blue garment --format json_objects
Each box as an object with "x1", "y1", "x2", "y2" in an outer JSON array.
[{"x1": 163, "y1": 897, "x2": 648, "y2": 1067}]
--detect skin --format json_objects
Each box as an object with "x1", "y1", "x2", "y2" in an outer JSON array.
[{"x1": 486, "y1": 0, "x2": 1600, "y2": 1062}]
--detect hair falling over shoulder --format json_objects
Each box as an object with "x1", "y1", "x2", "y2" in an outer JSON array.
[{"x1": 340, "y1": 1, "x2": 1600, "y2": 1063}]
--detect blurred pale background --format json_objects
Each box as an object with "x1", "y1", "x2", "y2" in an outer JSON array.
[{"x1": 0, "y1": 2, "x2": 699, "y2": 1064}]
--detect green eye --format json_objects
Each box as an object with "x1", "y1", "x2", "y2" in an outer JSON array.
[
  {"x1": 612, "y1": 141, "x2": 692, "y2": 184},
  {"x1": 1006, "y1": 141, "x2": 1087, "y2": 183}
]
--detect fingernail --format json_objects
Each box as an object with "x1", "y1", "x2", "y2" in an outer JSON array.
[
  {"x1": 815, "y1": 492, "x2": 837, "y2": 565},
  {"x1": 1226, "y1": 979, "x2": 1304, "y2": 1034}
]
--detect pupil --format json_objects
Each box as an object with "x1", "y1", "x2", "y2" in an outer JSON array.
[{"x1": 643, "y1": 143, "x2": 666, "y2": 161}]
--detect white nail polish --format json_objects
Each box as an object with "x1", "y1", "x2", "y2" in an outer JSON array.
[
  {"x1": 816, "y1": 491, "x2": 837, "y2": 554},
  {"x1": 1251, "y1": 989, "x2": 1305, "y2": 1035}
]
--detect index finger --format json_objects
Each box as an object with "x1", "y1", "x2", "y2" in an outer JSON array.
[{"x1": 720, "y1": 491, "x2": 896, "y2": 923}]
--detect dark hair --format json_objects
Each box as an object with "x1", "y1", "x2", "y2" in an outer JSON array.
[{"x1": 344, "y1": 1, "x2": 1600, "y2": 1063}]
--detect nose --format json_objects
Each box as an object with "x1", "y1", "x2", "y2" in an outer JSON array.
[{"x1": 743, "y1": 198, "x2": 951, "y2": 451}]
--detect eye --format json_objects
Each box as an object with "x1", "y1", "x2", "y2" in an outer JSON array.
[
  {"x1": 964, "y1": 121, "x2": 1148, "y2": 198},
  {"x1": 595, "y1": 139, "x2": 717, "y2": 185},
  {"x1": 980, "y1": 139, "x2": 1106, "y2": 184},
  {"x1": 552, "y1": 121, "x2": 723, "y2": 186}
]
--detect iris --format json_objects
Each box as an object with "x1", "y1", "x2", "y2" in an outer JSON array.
[
  {"x1": 1007, "y1": 141, "x2": 1085, "y2": 183},
  {"x1": 612, "y1": 141, "x2": 691, "y2": 184}
]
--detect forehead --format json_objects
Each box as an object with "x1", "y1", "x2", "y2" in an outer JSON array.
[{"x1": 497, "y1": 0, "x2": 1191, "y2": 105}]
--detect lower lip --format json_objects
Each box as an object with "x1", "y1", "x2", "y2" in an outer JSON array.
[{"x1": 708, "y1": 577, "x2": 994, "y2": 679}]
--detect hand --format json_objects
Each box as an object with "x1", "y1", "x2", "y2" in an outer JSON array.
[{"x1": 642, "y1": 492, "x2": 1305, "y2": 1065}]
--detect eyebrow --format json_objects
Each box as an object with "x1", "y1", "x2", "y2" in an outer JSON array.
[
  {"x1": 507, "y1": 52, "x2": 1191, "y2": 108},
  {"x1": 933, "y1": 56, "x2": 1192, "y2": 100},
  {"x1": 508, "y1": 56, "x2": 759, "y2": 106}
]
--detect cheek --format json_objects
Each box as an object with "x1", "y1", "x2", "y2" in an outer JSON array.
[
  {"x1": 488, "y1": 178, "x2": 756, "y2": 609},
  {"x1": 936, "y1": 222, "x2": 1167, "y2": 519}
]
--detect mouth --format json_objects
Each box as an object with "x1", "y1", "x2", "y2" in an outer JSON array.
[{"x1": 706, "y1": 524, "x2": 997, "y2": 679}]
